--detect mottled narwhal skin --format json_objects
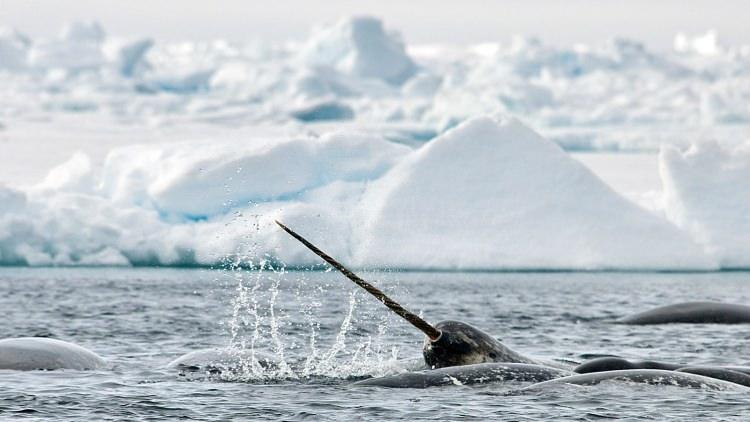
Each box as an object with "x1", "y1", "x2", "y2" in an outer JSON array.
[
  {"x1": 523, "y1": 369, "x2": 750, "y2": 391},
  {"x1": 354, "y1": 362, "x2": 570, "y2": 388},
  {"x1": 423, "y1": 320, "x2": 537, "y2": 369},
  {"x1": 574, "y1": 358, "x2": 750, "y2": 388},
  {"x1": 676, "y1": 367, "x2": 750, "y2": 387}
]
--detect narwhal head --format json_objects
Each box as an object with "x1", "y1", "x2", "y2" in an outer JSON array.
[
  {"x1": 422, "y1": 320, "x2": 515, "y2": 368},
  {"x1": 275, "y1": 220, "x2": 533, "y2": 370}
]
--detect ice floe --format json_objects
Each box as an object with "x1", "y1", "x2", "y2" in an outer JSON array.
[
  {"x1": 0, "y1": 16, "x2": 746, "y2": 269},
  {"x1": 0, "y1": 116, "x2": 739, "y2": 270},
  {"x1": 2, "y1": 17, "x2": 750, "y2": 150}
]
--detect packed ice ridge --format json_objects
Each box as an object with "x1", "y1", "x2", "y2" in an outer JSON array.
[
  {"x1": 0, "y1": 116, "x2": 746, "y2": 269},
  {"x1": 2, "y1": 17, "x2": 750, "y2": 150}
]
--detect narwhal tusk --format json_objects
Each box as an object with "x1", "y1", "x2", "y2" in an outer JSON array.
[{"x1": 275, "y1": 220, "x2": 442, "y2": 341}]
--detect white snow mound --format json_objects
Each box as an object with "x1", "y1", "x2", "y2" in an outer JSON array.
[
  {"x1": 356, "y1": 117, "x2": 716, "y2": 270},
  {"x1": 100, "y1": 132, "x2": 409, "y2": 217}
]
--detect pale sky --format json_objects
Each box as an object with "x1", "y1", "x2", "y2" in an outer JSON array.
[{"x1": 1, "y1": 0, "x2": 748, "y2": 49}]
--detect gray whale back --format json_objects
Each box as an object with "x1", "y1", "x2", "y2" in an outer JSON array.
[
  {"x1": 524, "y1": 369, "x2": 750, "y2": 391},
  {"x1": 676, "y1": 367, "x2": 750, "y2": 387},
  {"x1": 574, "y1": 357, "x2": 683, "y2": 373},
  {"x1": 353, "y1": 363, "x2": 570, "y2": 388},
  {"x1": 0, "y1": 337, "x2": 104, "y2": 371},
  {"x1": 167, "y1": 348, "x2": 276, "y2": 374},
  {"x1": 617, "y1": 301, "x2": 750, "y2": 324}
]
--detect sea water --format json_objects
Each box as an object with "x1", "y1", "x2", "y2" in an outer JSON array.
[{"x1": 1, "y1": 267, "x2": 749, "y2": 420}]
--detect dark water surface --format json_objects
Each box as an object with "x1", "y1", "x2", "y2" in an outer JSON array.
[{"x1": 1, "y1": 268, "x2": 750, "y2": 420}]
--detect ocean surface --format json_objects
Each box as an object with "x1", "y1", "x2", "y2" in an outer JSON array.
[{"x1": 1, "y1": 267, "x2": 750, "y2": 420}]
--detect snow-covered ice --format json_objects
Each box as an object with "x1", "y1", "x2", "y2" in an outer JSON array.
[
  {"x1": 356, "y1": 117, "x2": 713, "y2": 270},
  {"x1": 0, "y1": 115, "x2": 740, "y2": 270},
  {"x1": 0, "y1": 16, "x2": 747, "y2": 269},
  {"x1": 2, "y1": 17, "x2": 750, "y2": 149},
  {"x1": 661, "y1": 141, "x2": 750, "y2": 268}
]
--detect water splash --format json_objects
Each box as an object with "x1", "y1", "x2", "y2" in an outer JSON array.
[{"x1": 213, "y1": 238, "x2": 411, "y2": 382}]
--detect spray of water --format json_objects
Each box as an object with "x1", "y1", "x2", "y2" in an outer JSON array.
[{"x1": 213, "y1": 218, "x2": 410, "y2": 382}]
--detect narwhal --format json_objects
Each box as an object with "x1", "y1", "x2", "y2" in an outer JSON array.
[
  {"x1": 275, "y1": 221, "x2": 561, "y2": 375},
  {"x1": 169, "y1": 221, "x2": 750, "y2": 390},
  {"x1": 275, "y1": 221, "x2": 750, "y2": 390}
]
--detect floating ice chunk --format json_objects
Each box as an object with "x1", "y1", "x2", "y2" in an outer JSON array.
[
  {"x1": 0, "y1": 27, "x2": 30, "y2": 70},
  {"x1": 356, "y1": 116, "x2": 715, "y2": 270},
  {"x1": 290, "y1": 100, "x2": 354, "y2": 122},
  {"x1": 302, "y1": 16, "x2": 416, "y2": 84},
  {"x1": 660, "y1": 141, "x2": 750, "y2": 268},
  {"x1": 99, "y1": 132, "x2": 409, "y2": 217}
]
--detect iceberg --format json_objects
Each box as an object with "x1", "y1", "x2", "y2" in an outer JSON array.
[
  {"x1": 301, "y1": 16, "x2": 417, "y2": 85},
  {"x1": 356, "y1": 117, "x2": 715, "y2": 270}
]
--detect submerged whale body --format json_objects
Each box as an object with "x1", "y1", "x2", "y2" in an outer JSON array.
[
  {"x1": 618, "y1": 302, "x2": 750, "y2": 324},
  {"x1": 676, "y1": 367, "x2": 750, "y2": 388},
  {"x1": 353, "y1": 362, "x2": 570, "y2": 388},
  {"x1": 167, "y1": 348, "x2": 276, "y2": 374},
  {"x1": 0, "y1": 337, "x2": 104, "y2": 371},
  {"x1": 575, "y1": 358, "x2": 750, "y2": 387},
  {"x1": 574, "y1": 357, "x2": 683, "y2": 373},
  {"x1": 524, "y1": 369, "x2": 750, "y2": 391}
]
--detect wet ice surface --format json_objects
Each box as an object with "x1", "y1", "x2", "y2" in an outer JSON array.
[{"x1": 1, "y1": 267, "x2": 750, "y2": 419}]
